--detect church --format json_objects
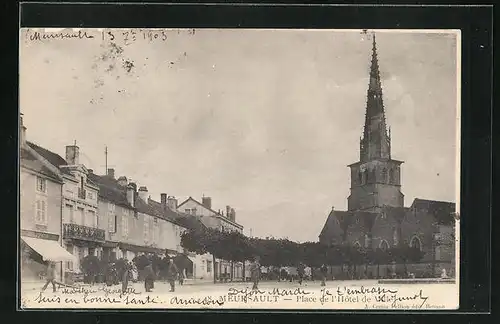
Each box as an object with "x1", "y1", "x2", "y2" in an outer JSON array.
[{"x1": 318, "y1": 35, "x2": 456, "y2": 278}]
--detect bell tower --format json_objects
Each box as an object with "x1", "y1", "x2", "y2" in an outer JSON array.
[{"x1": 347, "y1": 34, "x2": 404, "y2": 211}]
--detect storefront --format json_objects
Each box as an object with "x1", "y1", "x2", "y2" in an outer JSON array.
[{"x1": 20, "y1": 234, "x2": 77, "y2": 284}]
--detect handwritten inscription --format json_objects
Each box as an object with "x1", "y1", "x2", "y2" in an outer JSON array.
[
  {"x1": 25, "y1": 285, "x2": 439, "y2": 309},
  {"x1": 28, "y1": 30, "x2": 94, "y2": 41},
  {"x1": 25, "y1": 28, "x2": 196, "y2": 44}
]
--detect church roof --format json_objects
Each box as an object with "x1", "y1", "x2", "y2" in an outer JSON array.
[
  {"x1": 360, "y1": 33, "x2": 392, "y2": 162},
  {"x1": 410, "y1": 198, "x2": 456, "y2": 225},
  {"x1": 319, "y1": 209, "x2": 379, "y2": 241}
]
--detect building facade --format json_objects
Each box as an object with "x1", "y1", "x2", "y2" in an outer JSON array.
[
  {"x1": 177, "y1": 197, "x2": 244, "y2": 280},
  {"x1": 27, "y1": 142, "x2": 104, "y2": 278},
  {"x1": 19, "y1": 115, "x2": 76, "y2": 284},
  {"x1": 318, "y1": 35, "x2": 456, "y2": 278}
]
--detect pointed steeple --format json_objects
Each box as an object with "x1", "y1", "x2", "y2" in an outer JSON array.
[{"x1": 360, "y1": 34, "x2": 391, "y2": 162}]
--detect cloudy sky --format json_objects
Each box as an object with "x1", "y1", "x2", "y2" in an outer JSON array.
[{"x1": 20, "y1": 29, "x2": 459, "y2": 242}]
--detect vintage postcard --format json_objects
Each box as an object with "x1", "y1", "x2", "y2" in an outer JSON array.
[{"x1": 18, "y1": 28, "x2": 460, "y2": 310}]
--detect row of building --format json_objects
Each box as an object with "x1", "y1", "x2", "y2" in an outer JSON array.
[{"x1": 20, "y1": 114, "x2": 245, "y2": 284}]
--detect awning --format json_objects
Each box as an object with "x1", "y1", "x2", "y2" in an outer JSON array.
[{"x1": 21, "y1": 236, "x2": 77, "y2": 262}]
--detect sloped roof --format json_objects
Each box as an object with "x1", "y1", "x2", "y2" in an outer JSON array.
[
  {"x1": 381, "y1": 206, "x2": 407, "y2": 222},
  {"x1": 87, "y1": 173, "x2": 133, "y2": 209},
  {"x1": 178, "y1": 196, "x2": 243, "y2": 229},
  {"x1": 20, "y1": 147, "x2": 61, "y2": 181},
  {"x1": 411, "y1": 198, "x2": 456, "y2": 225},
  {"x1": 27, "y1": 141, "x2": 67, "y2": 168}
]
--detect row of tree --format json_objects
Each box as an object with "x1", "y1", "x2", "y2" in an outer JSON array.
[{"x1": 180, "y1": 227, "x2": 426, "y2": 282}]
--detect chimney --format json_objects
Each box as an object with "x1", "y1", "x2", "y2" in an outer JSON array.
[
  {"x1": 138, "y1": 186, "x2": 148, "y2": 201},
  {"x1": 65, "y1": 145, "x2": 80, "y2": 165},
  {"x1": 161, "y1": 193, "x2": 167, "y2": 210},
  {"x1": 230, "y1": 208, "x2": 236, "y2": 221},
  {"x1": 117, "y1": 176, "x2": 128, "y2": 187},
  {"x1": 107, "y1": 168, "x2": 115, "y2": 179},
  {"x1": 20, "y1": 114, "x2": 27, "y2": 146},
  {"x1": 202, "y1": 196, "x2": 212, "y2": 209},
  {"x1": 226, "y1": 205, "x2": 231, "y2": 218},
  {"x1": 167, "y1": 196, "x2": 178, "y2": 211},
  {"x1": 126, "y1": 183, "x2": 136, "y2": 207}
]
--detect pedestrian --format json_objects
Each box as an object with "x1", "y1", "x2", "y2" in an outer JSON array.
[
  {"x1": 144, "y1": 261, "x2": 155, "y2": 292},
  {"x1": 178, "y1": 268, "x2": 184, "y2": 286},
  {"x1": 122, "y1": 261, "x2": 131, "y2": 294},
  {"x1": 250, "y1": 257, "x2": 261, "y2": 290},
  {"x1": 42, "y1": 261, "x2": 57, "y2": 292},
  {"x1": 166, "y1": 258, "x2": 179, "y2": 292},
  {"x1": 297, "y1": 262, "x2": 305, "y2": 285},
  {"x1": 320, "y1": 263, "x2": 328, "y2": 287}
]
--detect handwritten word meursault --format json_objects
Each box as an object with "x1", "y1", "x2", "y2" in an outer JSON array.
[{"x1": 28, "y1": 30, "x2": 94, "y2": 41}]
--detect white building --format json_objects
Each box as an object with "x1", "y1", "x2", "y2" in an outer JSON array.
[{"x1": 177, "y1": 196, "x2": 245, "y2": 281}]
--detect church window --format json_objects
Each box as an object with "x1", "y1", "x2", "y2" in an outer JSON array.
[
  {"x1": 362, "y1": 170, "x2": 368, "y2": 184},
  {"x1": 379, "y1": 240, "x2": 389, "y2": 251},
  {"x1": 381, "y1": 167, "x2": 388, "y2": 183},
  {"x1": 389, "y1": 169, "x2": 395, "y2": 184},
  {"x1": 410, "y1": 236, "x2": 422, "y2": 251}
]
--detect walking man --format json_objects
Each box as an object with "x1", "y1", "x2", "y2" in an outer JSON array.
[
  {"x1": 122, "y1": 261, "x2": 131, "y2": 294},
  {"x1": 250, "y1": 256, "x2": 261, "y2": 290},
  {"x1": 166, "y1": 258, "x2": 179, "y2": 292},
  {"x1": 144, "y1": 260, "x2": 155, "y2": 292},
  {"x1": 297, "y1": 262, "x2": 305, "y2": 285},
  {"x1": 42, "y1": 261, "x2": 57, "y2": 292},
  {"x1": 320, "y1": 263, "x2": 328, "y2": 287}
]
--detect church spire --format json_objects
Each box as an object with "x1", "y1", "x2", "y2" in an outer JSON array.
[{"x1": 360, "y1": 33, "x2": 391, "y2": 162}]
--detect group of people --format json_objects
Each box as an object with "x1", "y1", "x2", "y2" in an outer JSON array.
[
  {"x1": 248, "y1": 258, "x2": 330, "y2": 290},
  {"x1": 41, "y1": 256, "x2": 184, "y2": 294},
  {"x1": 120, "y1": 257, "x2": 181, "y2": 293}
]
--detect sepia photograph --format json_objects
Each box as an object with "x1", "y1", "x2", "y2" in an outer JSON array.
[{"x1": 18, "y1": 28, "x2": 460, "y2": 310}]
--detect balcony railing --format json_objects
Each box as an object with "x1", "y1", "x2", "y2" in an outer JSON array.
[{"x1": 63, "y1": 223, "x2": 105, "y2": 242}]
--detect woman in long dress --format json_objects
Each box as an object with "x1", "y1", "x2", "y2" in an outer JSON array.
[{"x1": 144, "y1": 262, "x2": 155, "y2": 292}]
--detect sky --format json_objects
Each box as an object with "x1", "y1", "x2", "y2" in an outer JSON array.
[{"x1": 19, "y1": 29, "x2": 459, "y2": 242}]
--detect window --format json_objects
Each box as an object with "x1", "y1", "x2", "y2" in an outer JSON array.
[
  {"x1": 77, "y1": 207, "x2": 84, "y2": 226},
  {"x1": 379, "y1": 240, "x2": 389, "y2": 251},
  {"x1": 207, "y1": 260, "x2": 212, "y2": 273},
  {"x1": 36, "y1": 177, "x2": 47, "y2": 193},
  {"x1": 122, "y1": 211, "x2": 129, "y2": 237},
  {"x1": 65, "y1": 204, "x2": 74, "y2": 223},
  {"x1": 381, "y1": 168, "x2": 388, "y2": 183},
  {"x1": 87, "y1": 210, "x2": 96, "y2": 228},
  {"x1": 35, "y1": 199, "x2": 47, "y2": 224},
  {"x1": 108, "y1": 203, "x2": 116, "y2": 233},
  {"x1": 410, "y1": 236, "x2": 422, "y2": 251}
]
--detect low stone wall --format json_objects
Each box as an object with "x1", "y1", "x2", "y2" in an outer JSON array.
[
  {"x1": 378, "y1": 278, "x2": 456, "y2": 284},
  {"x1": 325, "y1": 261, "x2": 455, "y2": 280}
]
